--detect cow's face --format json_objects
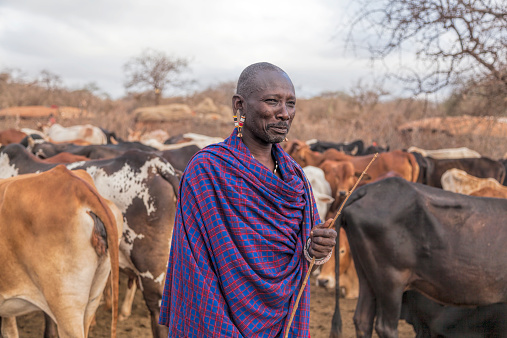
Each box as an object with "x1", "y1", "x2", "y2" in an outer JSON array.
[{"x1": 316, "y1": 228, "x2": 352, "y2": 292}]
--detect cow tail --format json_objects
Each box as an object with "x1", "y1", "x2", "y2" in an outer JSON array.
[
  {"x1": 68, "y1": 170, "x2": 120, "y2": 338},
  {"x1": 87, "y1": 206, "x2": 119, "y2": 338},
  {"x1": 330, "y1": 212, "x2": 343, "y2": 338},
  {"x1": 156, "y1": 161, "x2": 181, "y2": 200},
  {"x1": 407, "y1": 152, "x2": 420, "y2": 183}
]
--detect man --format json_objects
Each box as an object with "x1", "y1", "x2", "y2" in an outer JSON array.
[{"x1": 159, "y1": 62, "x2": 337, "y2": 337}]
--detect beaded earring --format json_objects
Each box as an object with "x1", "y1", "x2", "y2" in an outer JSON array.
[{"x1": 234, "y1": 112, "x2": 245, "y2": 137}]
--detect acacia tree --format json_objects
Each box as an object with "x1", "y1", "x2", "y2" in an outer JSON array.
[
  {"x1": 346, "y1": 0, "x2": 507, "y2": 96},
  {"x1": 123, "y1": 49, "x2": 190, "y2": 105}
]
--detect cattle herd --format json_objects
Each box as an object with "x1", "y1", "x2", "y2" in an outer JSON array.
[{"x1": 1, "y1": 123, "x2": 507, "y2": 338}]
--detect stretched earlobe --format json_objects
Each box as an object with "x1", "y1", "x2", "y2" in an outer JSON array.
[{"x1": 234, "y1": 111, "x2": 245, "y2": 138}]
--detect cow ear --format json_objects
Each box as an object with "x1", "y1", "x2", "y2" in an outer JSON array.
[
  {"x1": 355, "y1": 172, "x2": 371, "y2": 181},
  {"x1": 286, "y1": 140, "x2": 301, "y2": 155},
  {"x1": 350, "y1": 146, "x2": 358, "y2": 156},
  {"x1": 27, "y1": 136, "x2": 35, "y2": 151},
  {"x1": 318, "y1": 195, "x2": 335, "y2": 204}
]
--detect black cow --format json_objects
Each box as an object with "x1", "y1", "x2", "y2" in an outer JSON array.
[
  {"x1": 307, "y1": 139, "x2": 364, "y2": 155},
  {"x1": 160, "y1": 144, "x2": 200, "y2": 172},
  {"x1": 362, "y1": 144, "x2": 389, "y2": 155},
  {"x1": 330, "y1": 177, "x2": 507, "y2": 338},
  {"x1": 27, "y1": 139, "x2": 158, "y2": 160},
  {"x1": 0, "y1": 143, "x2": 179, "y2": 337},
  {"x1": 401, "y1": 290, "x2": 507, "y2": 338},
  {"x1": 499, "y1": 159, "x2": 507, "y2": 185},
  {"x1": 100, "y1": 127, "x2": 122, "y2": 144},
  {"x1": 412, "y1": 155, "x2": 506, "y2": 188}
]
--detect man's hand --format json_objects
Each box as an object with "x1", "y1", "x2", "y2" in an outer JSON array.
[{"x1": 309, "y1": 218, "x2": 337, "y2": 259}]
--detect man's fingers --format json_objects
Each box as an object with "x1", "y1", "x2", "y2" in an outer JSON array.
[
  {"x1": 309, "y1": 247, "x2": 331, "y2": 259},
  {"x1": 311, "y1": 239, "x2": 336, "y2": 250},
  {"x1": 312, "y1": 228, "x2": 337, "y2": 239}
]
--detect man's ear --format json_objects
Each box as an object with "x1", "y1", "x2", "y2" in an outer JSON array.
[{"x1": 232, "y1": 94, "x2": 244, "y2": 112}]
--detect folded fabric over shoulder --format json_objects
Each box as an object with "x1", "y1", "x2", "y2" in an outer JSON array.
[{"x1": 159, "y1": 129, "x2": 319, "y2": 338}]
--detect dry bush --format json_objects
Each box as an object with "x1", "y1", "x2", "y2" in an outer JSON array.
[{"x1": 0, "y1": 73, "x2": 505, "y2": 159}]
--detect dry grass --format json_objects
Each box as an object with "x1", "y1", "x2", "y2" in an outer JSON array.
[{"x1": 0, "y1": 78, "x2": 505, "y2": 159}]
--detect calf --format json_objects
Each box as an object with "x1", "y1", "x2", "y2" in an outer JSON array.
[
  {"x1": 330, "y1": 177, "x2": 507, "y2": 338},
  {"x1": 0, "y1": 166, "x2": 122, "y2": 337},
  {"x1": 316, "y1": 227, "x2": 358, "y2": 299}
]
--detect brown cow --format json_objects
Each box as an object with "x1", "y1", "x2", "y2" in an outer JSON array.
[
  {"x1": 441, "y1": 168, "x2": 505, "y2": 195},
  {"x1": 287, "y1": 142, "x2": 419, "y2": 185},
  {"x1": 0, "y1": 166, "x2": 122, "y2": 337},
  {"x1": 41, "y1": 152, "x2": 90, "y2": 164},
  {"x1": 470, "y1": 186, "x2": 507, "y2": 198},
  {"x1": 0, "y1": 129, "x2": 27, "y2": 145},
  {"x1": 319, "y1": 160, "x2": 362, "y2": 219},
  {"x1": 316, "y1": 227, "x2": 358, "y2": 299},
  {"x1": 285, "y1": 140, "x2": 349, "y2": 167}
]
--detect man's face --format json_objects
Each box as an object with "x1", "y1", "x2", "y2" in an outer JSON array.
[{"x1": 242, "y1": 70, "x2": 296, "y2": 144}]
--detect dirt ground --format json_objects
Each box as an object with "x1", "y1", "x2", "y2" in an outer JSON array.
[{"x1": 14, "y1": 275, "x2": 415, "y2": 338}]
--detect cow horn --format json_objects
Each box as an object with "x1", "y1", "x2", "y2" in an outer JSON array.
[{"x1": 26, "y1": 136, "x2": 35, "y2": 152}]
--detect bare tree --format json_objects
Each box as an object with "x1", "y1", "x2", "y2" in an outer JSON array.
[
  {"x1": 123, "y1": 49, "x2": 190, "y2": 105},
  {"x1": 38, "y1": 69, "x2": 62, "y2": 105},
  {"x1": 346, "y1": 0, "x2": 507, "y2": 95}
]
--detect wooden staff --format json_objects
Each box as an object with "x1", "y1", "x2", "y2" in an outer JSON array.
[{"x1": 284, "y1": 153, "x2": 378, "y2": 338}]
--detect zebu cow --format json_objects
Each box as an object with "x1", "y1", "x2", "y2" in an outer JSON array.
[
  {"x1": 441, "y1": 168, "x2": 505, "y2": 195},
  {"x1": 330, "y1": 177, "x2": 507, "y2": 338},
  {"x1": 414, "y1": 156, "x2": 505, "y2": 188},
  {"x1": 401, "y1": 290, "x2": 507, "y2": 338},
  {"x1": 0, "y1": 144, "x2": 179, "y2": 337},
  {"x1": 315, "y1": 172, "x2": 402, "y2": 294},
  {"x1": 408, "y1": 146, "x2": 481, "y2": 159},
  {"x1": 286, "y1": 142, "x2": 419, "y2": 185},
  {"x1": 500, "y1": 158, "x2": 507, "y2": 185},
  {"x1": 316, "y1": 227, "x2": 358, "y2": 299},
  {"x1": 306, "y1": 139, "x2": 364, "y2": 155},
  {"x1": 160, "y1": 144, "x2": 201, "y2": 172},
  {"x1": 470, "y1": 186, "x2": 507, "y2": 198},
  {"x1": 163, "y1": 132, "x2": 224, "y2": 148},
  {"x1": 0, "y1": 166, "x2": 122, "y2": 338},
  {"x1": 0, "y1": 129, "x2": 27, "y2": 145},
  {"x1": 27, "y1": 140, "x2": 157, "y2": 160},
  {"x1": 302, "y1": 166, "x2": 334, "y2": 221},
  {"x1": 44, "y1": 124, "x2": 108, "y2": 145}
]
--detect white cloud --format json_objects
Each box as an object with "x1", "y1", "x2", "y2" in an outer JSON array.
[{"x1": 0, "y1": 0, "x2": 380, "y2": 99}]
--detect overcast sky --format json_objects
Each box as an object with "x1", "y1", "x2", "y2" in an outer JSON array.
[{"x1": 0, "y1": 0, "x2": 388, "y2": 99}]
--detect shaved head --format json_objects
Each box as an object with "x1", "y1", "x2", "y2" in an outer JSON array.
[{"x1": 236, "y1": 62, "x2": 291, "y2": 98}]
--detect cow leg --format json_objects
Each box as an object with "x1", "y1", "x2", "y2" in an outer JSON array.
[
  {"x1": 119, "y1": 281, "x2": 137, "y2": 321},
  {"x1": 140, "y1": 277, "x2": 168, "y2": 338},
  {"x1": 373, "y1": 284, "x2": 404, "y2": 338},
  {"x1": 43, "y1": 313, "x2": 58, "y2": 338},
  {"x1": 1, "y1": 317, "x2": 19, "y2": 338},
  {"x1": 353, "y1": 262, "x2": 376, "y2": 338}
]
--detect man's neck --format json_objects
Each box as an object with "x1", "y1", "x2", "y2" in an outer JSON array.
[{"x1": 241, "y1": 136, "x2": 275, "y2": 170}]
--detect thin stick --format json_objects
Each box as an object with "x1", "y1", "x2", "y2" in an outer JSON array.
[{"x1": 283, "y1": 153, "x2": 378, "y2": 338}]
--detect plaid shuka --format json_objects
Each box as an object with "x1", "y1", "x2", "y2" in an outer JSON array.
[{"x1": 159, "y1": 129, "x2": 320, "y2": 337}]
